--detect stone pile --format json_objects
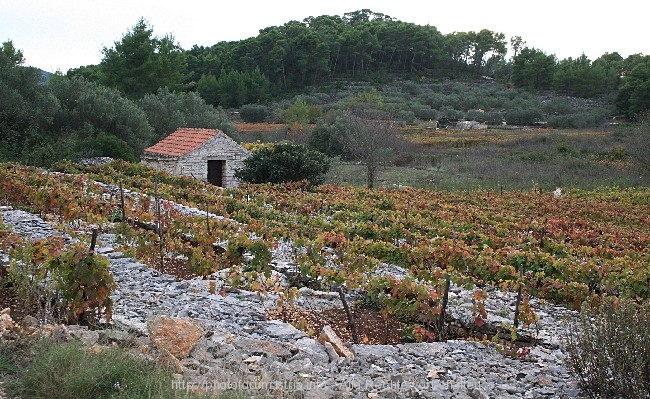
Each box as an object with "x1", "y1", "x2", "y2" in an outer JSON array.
[{"x1": 1, "y1": 207, "x2": 585, "y2": 399}]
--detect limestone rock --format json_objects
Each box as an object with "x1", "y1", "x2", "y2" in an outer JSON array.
[
  {"x1": 233, "y1": 337, "x2": 293, "y2": 360},
  {"x1": 293, "y1": 337, "x2": 330, "y2": 364},
  {"x1": 67, "y1": 325, "x2": 100, "y2": 346},
  {"x1": 157, "y1": 347, "x2": 184, "y2": 374},
  {"x1": 0, "y1": 308, "x2": 16, "y2": 337},
  {"x1": 322, "y1": 341, "x2": 339, "y2": 363},
  {"x1": 318, "y1": 325, "x2": 354, "y2": 361},
  {"x1": 468, "y1": 387, "x2": 490, "y2": 399},
  {"x1": 148, "y1": 316, "x2": 204, "y2": 359},
  {"x1": 41, "y1": 324, "x2": 71, "y2": 342},
  {"x1": 263, "y1": 319, "x2": 306, "y2": 340}
]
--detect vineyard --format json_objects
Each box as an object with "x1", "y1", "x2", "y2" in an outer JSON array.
[{"x1": 1, "y1": 160, "x2": 649, "y2": 343}]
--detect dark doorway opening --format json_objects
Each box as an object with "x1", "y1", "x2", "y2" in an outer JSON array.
[{"x1": 207, "y1": 160, "x2": 225, "y2": 186}]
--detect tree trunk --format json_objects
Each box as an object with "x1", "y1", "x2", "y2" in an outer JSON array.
[{"x1": 367, "y1": 164, "x2": 375, "y2": 189}]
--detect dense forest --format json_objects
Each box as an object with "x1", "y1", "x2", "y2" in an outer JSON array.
[{"x1": 1, "y1": 9, "x2": 649, "y2": 166}]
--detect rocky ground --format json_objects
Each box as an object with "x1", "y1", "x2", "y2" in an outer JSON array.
[{"x1": 0, "y1": 205, "x2": 585, "y2": 399}]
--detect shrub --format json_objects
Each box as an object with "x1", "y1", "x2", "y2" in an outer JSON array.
[
  {"x1": 235, "y1": 142, "x2": 330, "y2": 186},
  {"x1": 505, "y1": 108, "x2": 544, "y2": 125},
  {"x1": 464, "y1": 109, "x2": 488, "y2": 122},
  {"x1": 542, "y1": 97, "x2": 573, "y2": 115},
  {"x1": 397, "y1": 109, "x2": 416, "y2": 124},
  {"x1": 308, "y1": 125, "x2": 344, "y2": 157},
  {"x1": 411, "y1": 104, "x2": 439, "y2": 121},
  {"x1": 421, "y1": 92, "x2": 447, "y2": 109},
  {"x1": 438, "y1": 106, "x2": 464, "y2": 124},
  {"x1": 239, "y1": 104, "x2": 270, "y2": 123},
  {"x1": 279, "y1": 99, "x2": 322, "y2": 124},
  {"x1": 78, "y1": 132, "x2": 137, "y2": 162},
  {"x1": 483, "y1": 112, "x2": 505, "y2": 125},
  {"x1": 565, "y1": 297, "x2": 650, "y2": 399},
  {"x1": 5, "y1": 339, "x2": 205, "y2": 399}
]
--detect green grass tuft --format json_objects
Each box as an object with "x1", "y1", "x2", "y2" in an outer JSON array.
[{"x1": 4, "y1": 339, "x2": 239, "y2": 399}]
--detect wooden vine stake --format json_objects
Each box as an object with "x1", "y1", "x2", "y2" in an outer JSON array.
[
  {"x1": 89, "y1": 228, "x2": 98, "y2": 252},
  {"x1": 154, "y1": 175, "x2": 164, "y2": 270},
  {"x1": 514, "y1": 218, "x2": 533, "y2": 328},
  {"x1": 337, "y1": 286, "x2": 360, "y2": 344},
  {"x1": 119, "y1": 179, "x2": 126, "y2": 222},
  {"x1": 514, "y1": 263, "x2": 523, "y2": 328},
  {"x1": 438, "y1": 224, "x2": 455, "y2": 340},
  {"x1": 58, "y1": 176, "x2": 63, "y2": 224},
  {"x1": 204, "y1": 186, "x2": 210, "y2": 233}
]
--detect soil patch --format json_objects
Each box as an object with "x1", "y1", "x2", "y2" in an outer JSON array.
[{"x1": 139, "y1": 255, "x2": 199, "y2": 281}]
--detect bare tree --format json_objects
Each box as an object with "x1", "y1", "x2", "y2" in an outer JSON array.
[
  {"x1": 629, "y1": 113, "x2": 650, "y2": 174},
  {"x1": 336, "y1": 106, "x2": 400, "y2": 189}
]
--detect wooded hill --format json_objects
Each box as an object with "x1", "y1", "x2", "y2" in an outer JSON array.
[{"x1": 1, "y1": 10, "x2": 649, "y2": 168}]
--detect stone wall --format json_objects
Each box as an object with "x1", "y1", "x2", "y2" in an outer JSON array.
[
  {"x1": 178, "y1": 134, "x2": 250, "y2": 188},
  {"x1": 141, "y1": 155, "x2": 179, "y2": 175}
]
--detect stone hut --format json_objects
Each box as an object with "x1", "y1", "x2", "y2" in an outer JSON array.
[{"x1": 141, "y1": 128, "x2": 251, "y2": 187}]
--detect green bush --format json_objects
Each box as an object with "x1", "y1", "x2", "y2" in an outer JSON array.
[
  {"x1": 565, "y1": 297, "x2": 650, "y2": 399},
  {"x1": 397, "y1": 109, "x2": 416, "y2": 124},
  {"x1": 239, "y1": 104, "x2": 270, "y2": 123},
  {"x1": 505, "y1": 108, "x2": 544, "y2": 125},
  {"x1": 279, "y1": 99, "x2": 322, "y2": 124},
  {"x1": 438, "y1": 106, "x2": 464, "y2": 124},
  {"x1": 308, "y1": 125, "x2": 344, "y2": 157},
  {"x1": 542, "y1": 97, "x2": 573, "y2": 115},
  {"x1": 235, "y1": 142, "x2": 330, "y2": 186},
  {"x1": 422, "y1": 92, "x2": 447, "y2": 109},
  {"x1": 78, "y1": 132, "x2": 137, "y2": 162},
  {"x1": 411, "y1": 104, "x2": 439, "y2": 121}
]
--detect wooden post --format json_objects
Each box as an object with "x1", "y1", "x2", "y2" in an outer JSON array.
[
  {"x1": 514, "y1": 264, "x2": 523, "y2": 328},
  {"x1": 438, "y1": 224, "x2": 457, "y2": 340},
  {"x1": 154, "y1": 176, "x2": 164, "y2": 270},
  {"x1": 90, "y1": 228, "x2": 98, "y2": 252},
  {"x1": 438, "y1": 273, "x2": 451, "y2": 340},
  {"x1": 337, "y1": 287, "x2": 359, "y2": 344},
  {"x1": 120, "y1": 179, "x2": 125, "y2": 222},
  {"x1": 58, "y1": 176, "x2": 63, "y2": 224},
  {"x1": 204, "y1": 188, "x2": 210, "y2": 233}
]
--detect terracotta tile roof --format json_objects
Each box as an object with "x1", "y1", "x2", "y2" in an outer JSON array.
[{"x1": 144, "y1": 128, "x2": 222, "y2": 157}]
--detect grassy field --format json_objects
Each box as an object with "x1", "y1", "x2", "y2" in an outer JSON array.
[
  {"x1": 324, "y1": 124, "x2": 650, "y2": 190},
  {"x1": 232, "y1": 119, "x2": 649, "y2": 190}
]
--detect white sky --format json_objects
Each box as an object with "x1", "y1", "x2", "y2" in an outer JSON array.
[{"x1": 2, "y1": 0, "x2": 647, "y2": 73}]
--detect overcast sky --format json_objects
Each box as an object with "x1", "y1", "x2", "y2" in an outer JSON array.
[{"x1": 2, "y1": 0, "x2": 647, "y2": 73}]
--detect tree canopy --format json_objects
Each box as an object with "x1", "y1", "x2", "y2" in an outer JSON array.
[
  {"x1": 99, "y1": 18, "x2": 188, "y2": 99},
  {"x1": 60, "y1": 11, "x2": 648, "y2": 117},
  {"x1": 617, "y1": 56, "x2": 650, "y2": 118},
  {"x1": 0, "y1": 40, "x2": 232, "y2": 167}
]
